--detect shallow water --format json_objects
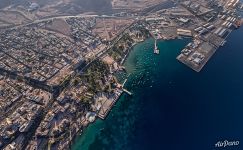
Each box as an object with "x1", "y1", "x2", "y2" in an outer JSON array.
[{"x1": 72, "y1": 26, "x2": 243, "y2": 150}]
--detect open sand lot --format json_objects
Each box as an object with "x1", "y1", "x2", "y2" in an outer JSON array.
[{"x1": 93, "y1": 18, "x2": 134, "y2": 41}]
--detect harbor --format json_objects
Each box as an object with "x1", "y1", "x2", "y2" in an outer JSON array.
[
  {"x1": 177, "y1": 23, "x2": 240, "y2": 72},
  {"x1": 176, "y1": 5, "x2": 242, "y2": 72},
  {"x1": 71, "y1": 0, "x2": 243, "y2": 149},
  {"x1": 0, "y1": 0, "x2": 243, "y2": 149},
  {"x1": 72, "y1": 25, "x2": 243, "y2": 149},
  {"x1": 145, "y1": 0, "x2": 242, "y2": 72}
]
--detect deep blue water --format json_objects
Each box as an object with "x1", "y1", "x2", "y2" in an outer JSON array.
[{"x1": 72, "y1": 21, "x2": 243, "y2": 150}]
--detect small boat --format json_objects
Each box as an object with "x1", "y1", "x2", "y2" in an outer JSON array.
[
  {"x1": 154, "y1": 39, "x2": 159, "y2": 54},
  {"x1": 235, "y1": 20, "x2": 242, "y2": 29},
  {"x1": 220, "y1": 40, "x2": 227, "y2": 46}
]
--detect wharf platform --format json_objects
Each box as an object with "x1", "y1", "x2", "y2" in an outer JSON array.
[
  {"x1": 123, "y1": 88, "x2": 133, "y2": 95},
  {"x1": 97, "y1": 88, "x2": 132, "y2": 119},
  {"x1": 177, "y1": 29, "x2": 232, "y2": 72},
  {"x1": 177, "y1": 46, "x2": 217, "y2": 72},
  {"x1": 98, "y1": 92, "x2": 122, "y2": 120}
]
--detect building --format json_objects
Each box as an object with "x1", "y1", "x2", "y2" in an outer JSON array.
[
  {"x1": 28, "y1": 3, "x2": 40, "y2": 12},
  {"x1": 177, "y1": 29, "x2": 192, "y2": 37}
]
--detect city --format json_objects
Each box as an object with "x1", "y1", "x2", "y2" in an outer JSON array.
[{"x1": 0, "y1": 0, "x2": 242, "y2": 149}]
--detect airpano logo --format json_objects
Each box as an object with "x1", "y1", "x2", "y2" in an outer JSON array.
[{"x1": 215, "y1": 140, "x2": 240, "y2": 148}]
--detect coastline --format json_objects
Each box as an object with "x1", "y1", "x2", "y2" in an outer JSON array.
[
  {"x1": 0, "y1": 0, "x2": 243, "y2": 149},
  {"x1": 120, "y1": 40, "x2": 147, "y2": 65},
  {"x1": 69, "y1": 90, "x2": 124, "y2": 149},
  {"x1": 71, "y1": 37, "x2": 192, "y2": 150},
  {"x1": 70, "y1": 40, "x2": 145, "y2": 148},
  {"x1": 72, "y1": 26, "x2": 243, "y2": 150},
  {"x1": 71, "y1": 27, "x2": 241, "y2": 150},
  {"x1": 72, "y1": 2, "x2": 243, "y2": 149},
  {"x1": 71, "y1": 31, "x2": 192, "y2": 149},
  {"x1": 71, "y1": 33, "x2": 190, "y2": 148}
]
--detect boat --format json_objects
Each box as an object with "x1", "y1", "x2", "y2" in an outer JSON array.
[
  {"x1": 154, "y1": 39, "x2": 159, "y2": 54},
  {"x1": 220, "y1": 40, "x2": 227, "y2": 46},
  {"x1": 235, "y1": 20, "x2": 241, "y2": 29}
]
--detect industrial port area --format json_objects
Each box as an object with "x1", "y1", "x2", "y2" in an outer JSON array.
[
  {"x1": 176, "y1": 0, "x2": 242, "y2": 72},
  {"x1": 144, "y1": 0, "x2": 242, "y2": 72},
  {"x1": 0, "y1": 0, "x2": 242, "y2": 149}
]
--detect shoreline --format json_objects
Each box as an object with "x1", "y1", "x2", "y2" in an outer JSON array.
[
  {"x1": 71, "y1": 28, "x2": 238, "y2": 147},
  {"x1": 70, "y1": 90, "x2": 124, "y2": 149},
  {"x1": 70, "y1": 26, "x2": 235, "y2": 148},
  {"x1": 71, "y1": 5, "x2": 243, "y2": 148},
  {"x1": 71, "y1": 34, "x2": 186, "y2": 149},
  {"x1": 71, "y1": 36, "x2": 194, "y2": 150},
  {"x1": 70, "y1": 37, "x2": 150, "y2": 149}
]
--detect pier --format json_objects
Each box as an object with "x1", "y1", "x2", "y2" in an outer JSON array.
[
  {"x1": 121, "y1": 78, "x2": 133, "y2": 95},
  {"x1": 122, "y1": 79, "x2": 128, "y2": 87},
  {"x1": 96, "y1": 86, "x2": 134, "y2": 120},
  {"x1": 123, "y1": 88, "x2": 133, "y2": 96},
  {"x1": 97, "y1": 79, "x2": 133, "y2": 120}
]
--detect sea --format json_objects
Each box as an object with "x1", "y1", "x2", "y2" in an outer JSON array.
[{"x1": 72, "y1": 11, "x2": 243, "y2": 150}]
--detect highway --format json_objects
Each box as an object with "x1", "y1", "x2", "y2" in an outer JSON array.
[{"x1": 7, "y1": 14, "x2": 137, "y2": 31}]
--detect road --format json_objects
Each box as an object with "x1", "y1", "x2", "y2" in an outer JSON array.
[{"x1": 8, "y1": 14, "x2": 136, "y2": 31}]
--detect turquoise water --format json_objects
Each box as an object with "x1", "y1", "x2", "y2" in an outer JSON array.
[
  {"x1": 72, "y1": 25, "x2": 243, "y2": 150},
  {"x1": 72, "y1": 38, "x2": 188, "y2": 149}
]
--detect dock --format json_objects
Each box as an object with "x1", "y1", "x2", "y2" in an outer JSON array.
[
  {"x1": 122, "y1": 79, "x2": 128, "y2": 87},
  {"x1": 176, "y1": 18, "x2": 237, "y2": 72},
  {"x1": 123, "y1": 88, "x2": 133, "y2": 95},
  {"x1": 121, "y1": 78, "x2": 132, "y2": 95},
  {"x1": 177, "y1": 45, "x2": 217, "y2": 72},
  {"x1": 97, "y1": 97, "x2": 119, "y2": 119},
  {"x1": 97, "y1": 89, "x2": 123, "y2": 119},
  {"x1": 97, "y1": 81, "x2": 133, "y2": 120}
]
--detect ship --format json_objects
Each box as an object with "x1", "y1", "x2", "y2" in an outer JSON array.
[
  {"x1": 235, "y1": 19, "x2": 242, "y2": 29},
  {"x1": 220, "y1": 40, "x2": 227, "y2": 47},
  {"x1": 154, "y1": 39, "x2": 159, "y2": 54}
]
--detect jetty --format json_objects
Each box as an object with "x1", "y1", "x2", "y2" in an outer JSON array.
[
  {"x1": 123, "y1": 88, "x2": 133, "y2": 96},
  {"x1": 154, "y1": 39, "x2": 160, "y2": 54},
  {"x1": 121, "y1": 79, "x2": 133, "y2": 95},
  {"x1": 122, "y1": 79, "x2": 128, "y2": 87}
]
